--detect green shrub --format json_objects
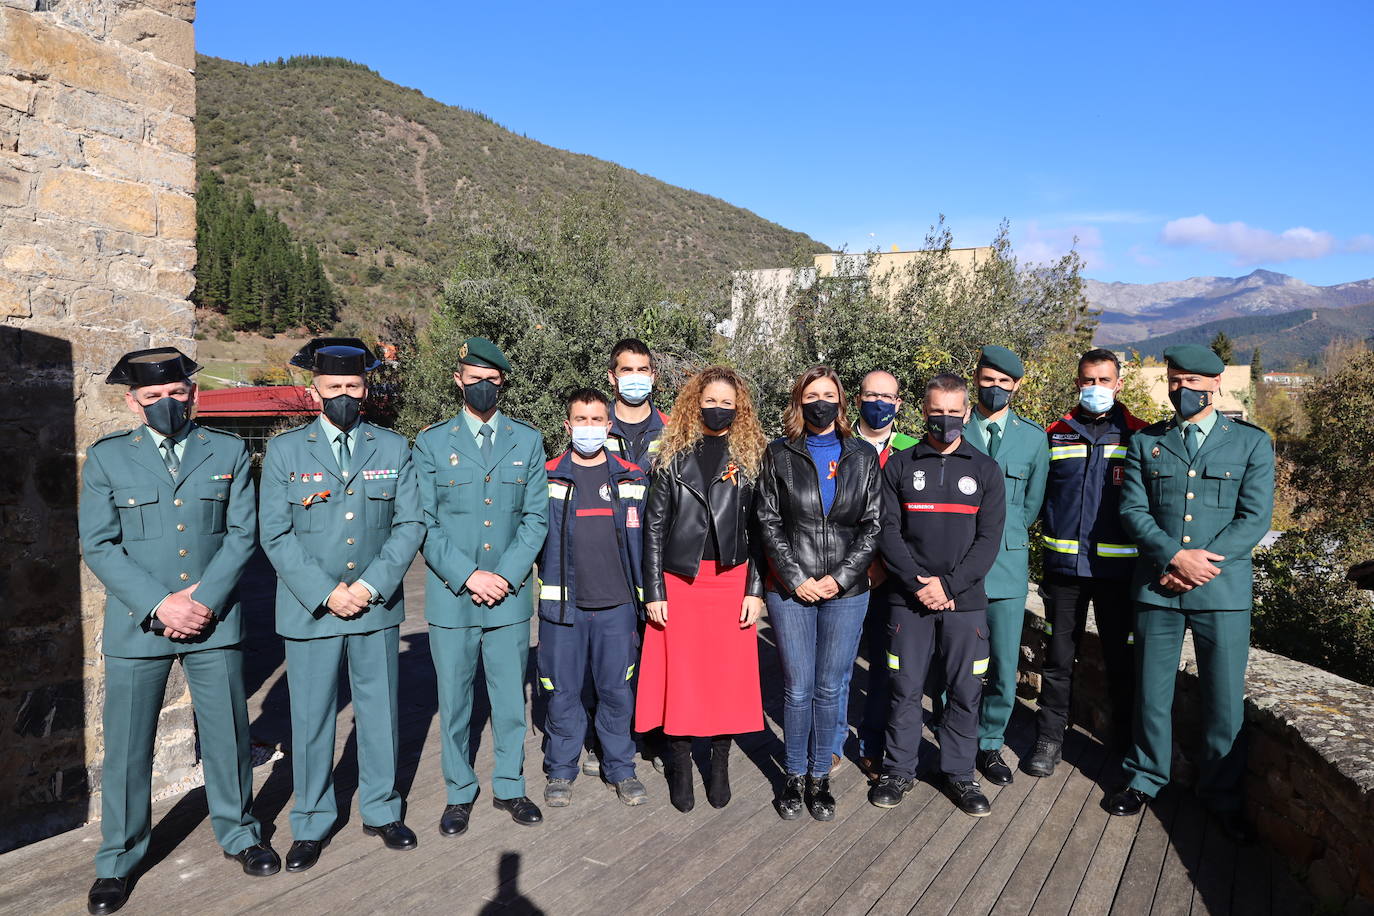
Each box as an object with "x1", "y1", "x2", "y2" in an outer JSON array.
[{"x1": 1253, "y1": 526, "x2": 1374, "y2": 686}]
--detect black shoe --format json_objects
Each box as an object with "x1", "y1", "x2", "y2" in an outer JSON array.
[
  {"x1": 977, "y1": 749, "x2": 1014, "y2": 786},
  {"x1": 363, "y1": 821, "x2": 418, "y2": 850},
  {"x1": 1105, "y1": 786, "x2": 1150, "y2": 816},
  {"x1": 439, "y1": 802, "x2": 473, "y2": 836},
  {"x1": 581, "y1": 748, "x2": 601, "y2": 777},
  {"x1": 806, "y1": 775, "x2": 836, "y2": 821},
  {"x1": 776, "y1": 774, "x2": 805, "y2": 820},
  {"x1": 707, "y1": 737, "x2": 732, "y2": 809},
  {"x1": 868, "y1": 774, "x2": 915, "y2": 808},
  {"x1": 223, "y1": 841, "x2": 281, "y2": 876},
  {"x1": 667, "y1": 738, "x2": 696, "y2": 812},
  {"x1": 1215, "y1": 809, "x2": 1256, "y2": 845},
  {"x1": 87, "y1": 877, "x2": 129, "y2": 915},
  {"x1": 284, "y1": 840, "x2": 322, "y2": 872},
  {"x1": 1022, "y1": 738, "x2": 1063, "y2": 778},
  {"x1": 946, "y1": 777, "x2": 991, "y2": 817},
  {"x1": 493, "y1": 796, "x2": 544, "y2": 826}
]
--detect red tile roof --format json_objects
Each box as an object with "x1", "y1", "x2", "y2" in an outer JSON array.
[{"x1": 197, "y1": 385, "x2": 319, "y2": 418}]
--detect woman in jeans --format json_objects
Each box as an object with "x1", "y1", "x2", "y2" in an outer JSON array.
[
  {"x1": 756, "y1": 365, "x2": 881, "y2": 820},
  {"x1": 637, "y1": 365, "x2": 769, "y2": 812}
]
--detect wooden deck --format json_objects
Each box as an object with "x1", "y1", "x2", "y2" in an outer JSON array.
[{"x1": 0, "y1": 556, "x2": 1314, "y2": 915}]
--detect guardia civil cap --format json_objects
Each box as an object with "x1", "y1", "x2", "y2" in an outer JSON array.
[
  {"x1": 289, "y1": 337, "x2": 381, "y2": 375},
  {"x1": 106, "y1": 347, "x2": 201, "y2": 386},
  {"x1": 977, "y1": 344, "x2": 1025, "y2": 380},
  {"x1": 1163, "y1": 344, "x2": 1225, "y2": 376},
  {"x1": 457, "y1": 336, "x2": 511, "y2": 372}
]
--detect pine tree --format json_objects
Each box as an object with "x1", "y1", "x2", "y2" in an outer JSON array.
[
  {"x1": 1250, "y1": 345, "x2": 1264, "y2": 385},
  {"x1": 192, "y1": 169, "x2": 340, "y2": 333},
  {"x1": 1210, "y1": 330, "x2": 1235, "y2": 365}
]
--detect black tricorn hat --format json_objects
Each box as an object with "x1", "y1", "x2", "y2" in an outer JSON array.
[
  {"x1": 289, "y1": 337, "x2": 382, "y2": 375},
  {"x1": 106, "y1": 347, "x2": 201, "y2": 386}
]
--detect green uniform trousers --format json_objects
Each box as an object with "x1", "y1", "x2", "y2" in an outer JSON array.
[
  {"x1": 285, "y1": 626, "x2": 401, "y2": 840},
  {"x1": 97, "y1": 647, "x2": 260, "y2": 878},
  {"x1": 430, "y1": 621, "x2": 530, "y2": 803},
  {"x1": 977, "y1": 595, "x2": 1027, "y2": 751},
  {"x1": 1124, "y1": 604, "x2": 1250, "y2": 811}
]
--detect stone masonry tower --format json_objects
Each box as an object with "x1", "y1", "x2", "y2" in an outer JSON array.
[{"x1": 0, "y1": 0, "x2": 198, "y2": 850}]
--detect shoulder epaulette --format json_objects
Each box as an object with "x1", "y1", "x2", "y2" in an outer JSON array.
[
  {"x1": 200, "y1": 425, "x2": 244, "y2": 441},
  {"x1": 91, "y1": 427, "x2": 136, "y2": 447},
  {"x1": 504, "y1": 416, "x2": 540, "y2": 434}
]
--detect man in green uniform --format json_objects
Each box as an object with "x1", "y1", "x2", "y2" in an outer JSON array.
[
  {"x1": 80, "y1": 348, "x2": 279, "y2": 915},
  {"x1": 259, "y1": 339, "x2": 426, "y2": 871},
  {"x1": 1106, "y1": 344, "x2": 1274, "y2": 844},
  {"x1": 412, "y1": 337, "x2": 550, "y2": 835},
  {"x1": 964, "y1": 346, "x2": 1049, "y2": 786}
]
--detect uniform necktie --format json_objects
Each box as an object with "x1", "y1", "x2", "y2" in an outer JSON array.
[
  {"x1": 160, "y1": 438, "x2": 179, "y2": 478},
  {"x1": 479, "y1": 423, "x2": 493, "y2": 463},
  {"x1": 1184, "y1": 423, "x2": 1199, "y2": 460},
  {"x1": 987, "y1": 421, "x2": 1002, "y2": 459},
  {"x1": 338, "y1": 430, "x2": 351, "y2": 476}
]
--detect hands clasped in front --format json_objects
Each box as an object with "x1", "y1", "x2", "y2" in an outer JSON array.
[
  {"x1": 1160, "y1": 548, "x2": 1226, "y2": 593},
  {"x1": 646, "y1": 595, "x2": 764, "y2": 629},
  {"x1": 156, "y1": 582, "x2": 212, "y2": 639}
]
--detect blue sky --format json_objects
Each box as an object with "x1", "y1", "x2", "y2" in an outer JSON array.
[{"x1": 198, "y1": 1, "x2": 1374, "y2": 286}]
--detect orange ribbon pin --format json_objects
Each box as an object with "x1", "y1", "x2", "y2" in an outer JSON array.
[
  {"x1": 721, "y1": 462, "x2": 740, "y2": 485},
  {"x1": 302, "y1": 490, "x2": 331, "y2": 507},
  {"x1": 827, "y1": 460, "x2": 838, "y2": 480}
]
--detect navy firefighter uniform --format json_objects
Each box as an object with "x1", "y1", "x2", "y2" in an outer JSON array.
[
  {"x1": 875, "y1": 438, "x2": 1005, "y2": 800},
  {"x1": 537, "y1": 450, "x2": 648, "y2": 789}
]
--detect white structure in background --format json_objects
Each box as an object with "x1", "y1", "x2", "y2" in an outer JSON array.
[{"x1": 728, "y1": 246, "x2": 992, "y2": 338}]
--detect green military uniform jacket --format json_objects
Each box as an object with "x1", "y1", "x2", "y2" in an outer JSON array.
[
  {"x1": 1119, "y1": 414, "x2": 1274, "y2": 610},
  {"x1": 259, "y1": 418, "x2": 425, "y2": 638},
  {"x1": 965, "y1": 410, "x2": 1050, "y2": 600},
  {"x1": 80, "y1": 423, "x2": 256, "y2": 659},
  {"x1": 412, "y1": 412, "x2": 549, "y2": 628}
]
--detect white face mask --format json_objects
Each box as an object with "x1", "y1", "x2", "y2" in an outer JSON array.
[
  {"x1": 1079, "y1": 384, "x2": 1116, "y2": 414},
  {"x1": 570, "y1": 425, "x2": 609, "y2": 456},
  {"x1": 617, "y1": 375, "x2": 653, "y2": 405}
]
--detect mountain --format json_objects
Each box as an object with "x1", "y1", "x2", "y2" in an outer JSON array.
[
  {"x1": 195, "y1": 55, "x2": 827, "y2": 326},
  {"x1": 1119, "y1": 301, "x2": 1374, "y2": 369},
  {"x1": 1086, "y1": 269, "x2": 1374, "y2": 344}
]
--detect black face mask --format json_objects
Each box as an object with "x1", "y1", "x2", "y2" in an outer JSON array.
[
  {"x1": 701, "y1": 406, "x2": 736, "y2": 432},
  {"x1": 977, "y1": 384, "x2": 1012, "y2": 413},
  {"x1": 801, "y1": 400, "x2": 841, "y2": 430},
  {"x1": 926, "y1": 414, "x2": 965, "y2": 444},
  {"x1": 143, "y1": 395, "x2": 191, "y2": 437},
  {"x1": 1169, "y1": 385, "x2": 1211, "y2": 419},
  {"x1": 320, "y1": 392, "x2": 362, "y2": 429},
  {"x1": 463, "y1": 379, "x2": 501, "y2": 414}
]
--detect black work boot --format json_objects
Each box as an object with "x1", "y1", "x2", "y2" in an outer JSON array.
[{"x1": 1022, "y1": 738, "x2": 1063, "y2": 778}]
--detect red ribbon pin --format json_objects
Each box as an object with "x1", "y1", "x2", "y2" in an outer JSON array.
[
  {"x1": 302, "y1": 490, "x2": 331, "y2": 507},
  {"x1": 827, "y1": 460, "x2": 838, "y2": 480},
  {"x1": 721, "y1": 462, "x2": 740, "y2": 485}
]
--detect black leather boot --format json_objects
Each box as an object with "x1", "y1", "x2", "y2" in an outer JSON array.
[
  {"x1": 668, "y1": 737, "x2": 695, "y2": 812},
  {"x1": 707, "y1": 735, "x2": 732, "y2": 808}
]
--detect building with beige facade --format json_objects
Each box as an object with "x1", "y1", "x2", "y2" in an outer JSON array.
[{"x1": 729, "y1": 245, "x2": 992, "y2": 337}]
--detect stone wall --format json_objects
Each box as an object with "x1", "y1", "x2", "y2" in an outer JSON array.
[
  {"x1": 0, "y1": 0, "x2": 197, "y2": 851},
  {"x1": 1018, "y1": 590, "x2": 1374, "y2": 912}
]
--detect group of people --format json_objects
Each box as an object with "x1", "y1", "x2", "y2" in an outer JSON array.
[{"x1": 78, "y1": 334, "x2": 1274, "y2": 915}]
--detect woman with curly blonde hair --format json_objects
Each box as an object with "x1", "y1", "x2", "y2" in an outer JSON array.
[{"x1": 637, "y1": 365, "x2": 768, "y2": 812}]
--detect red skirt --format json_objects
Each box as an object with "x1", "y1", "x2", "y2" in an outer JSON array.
[{"x1": 635, "y1": 561, "x2": 764, "y2": 737}]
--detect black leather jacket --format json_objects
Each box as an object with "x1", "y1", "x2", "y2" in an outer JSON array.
[
  {"x1": 756, "y1": 435, "x2": 881, "y2": 599},
  {"x1": 642, "y1": 446, "x2": 764, "y2": 603}
]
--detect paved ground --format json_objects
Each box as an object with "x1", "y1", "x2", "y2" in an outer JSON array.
[{"x1": 0, "y1": 556, "x2": 1314, "y2": 914}]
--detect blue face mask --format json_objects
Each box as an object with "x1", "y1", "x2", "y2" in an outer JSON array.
[
  {"x1": 1078, "y1": 385, "x2": 1115, "y2": 414},
  {"x1": 617, "y1": 375, "x2": 653, "y2": 405},
  {"x1": 860, "y1": 400, "x2": 897, "y2": 430},
  {"x1": 570, "y1": 425, "x2": 609, "y2": 456}
]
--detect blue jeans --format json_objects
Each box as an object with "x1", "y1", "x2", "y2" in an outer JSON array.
[{"x1": 766, "y1": 590, "x2": 868, "y2": 777}]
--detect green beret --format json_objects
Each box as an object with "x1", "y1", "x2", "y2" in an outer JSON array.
[
  {"x1": 458, "y1": 336, "x2": 511, "y2": 372},
  {"x1": 977, "y1": 344, "x2": 1025, "y2": 380},
  {"x1": 1163, "y1": 344, "x2": 1225, "y2": 376}
]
